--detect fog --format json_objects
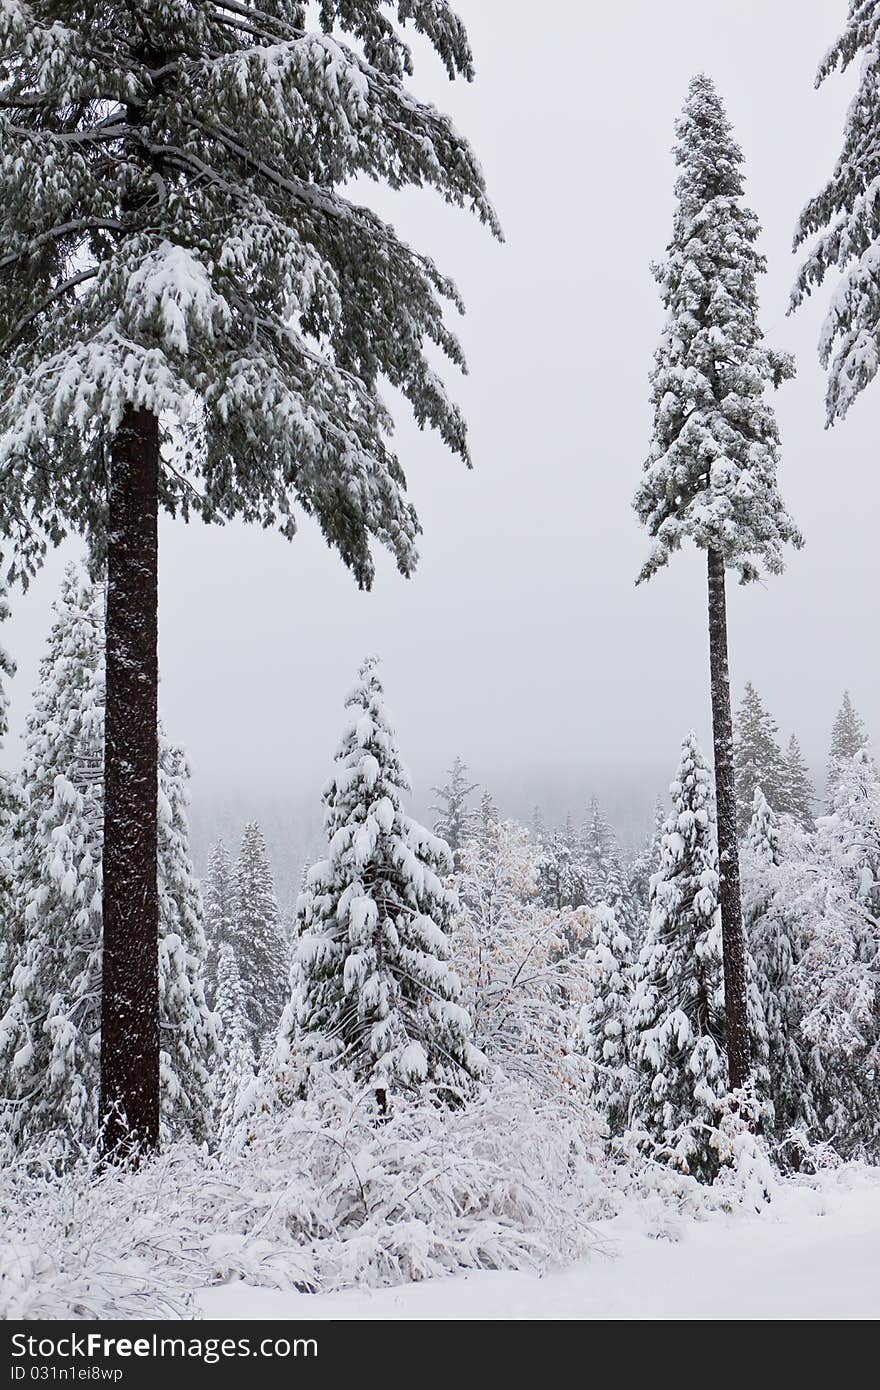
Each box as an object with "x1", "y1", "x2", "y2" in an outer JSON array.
[{"x1": 3, "y1": 1, "x2": 877, "y2": 894}]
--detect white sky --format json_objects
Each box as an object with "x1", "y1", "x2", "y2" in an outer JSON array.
[{"x1": 3, "y1": 0, "x2": 876, "y2": 847}]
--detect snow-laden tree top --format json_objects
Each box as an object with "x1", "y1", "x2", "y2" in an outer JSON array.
[
  {"x1": 287, "y1": 655, "x2": 482, "y2": 1092},
  {"x1": 792, "y1": 2, "x2": 880, "y2": 422},
  {"x1": 634, "y1": 74, "x2": 801, "y2": 584},
  {"x1": 0, "y1": 0, "x2": 500, "y2": 583}
]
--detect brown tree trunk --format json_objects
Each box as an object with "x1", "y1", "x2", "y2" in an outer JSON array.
[
  {"x1": 99, "y1": 405, "x2": 160, "y2": 1158},
  {"x1": 706, "y1": 547, "x2": 751, "y2": 1091}
]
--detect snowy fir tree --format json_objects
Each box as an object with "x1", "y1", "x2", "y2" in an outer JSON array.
[
  {"x1": 781, "y1": 735, "x2": 815, "y2": 830},
  {"x1": 0, "y1": 0, "x2": 498, "y2": 1152},
  {"x1": 0, "y1": 568, "x2": 105, "y2": 1152},
  {"x1": 580, "y1": 800, "x2": 635, "y2": 936},
  {"x1": 430, "y1": 757, "x2": 479, "y2": 863},
  {"x1": 0, "y1": 583, "x2": 17, "y2": 996},
  {"x1": 0, "y1": 566, "x2": 215, "y2": 1153},
  {"x1": 577, "y1": 905, "x2": 635, "y2": 1136},
  {"x1": 213, "y1": 942, "x2": 256, "y2": 1139},
  {"x1": 628, "y1": 734, "x2": 769, "y2": 1178},
  {"x1": 827, "y1": 692, "x2": 869, "y2": 799},
  {"x1": 476, "y1": 788, "x2": 500, "y2": 839},
  {"x1": 454, "y1": 818, "x2": 589, "y2": 1096},
  {"x1": 734, "y1": 683, "x2": 788, "y2": 834},
  {"x1": 536, "y1": 830, "x2": 577, "y2": 912},
  {"x1": 741, "y1": 788, "x2": 816, "y2": 1146},
  {"x1": 234, "y1": 823, "x2": 289, "y2": 1051},
  {"x1": 792, "y1": 1, "x2": 880, "y2": 421},
  {"x1": 626, "y1": 798, "x2": 665, "y2": 934},
  {"x1": 156, "y1": 738, "x2": 218, "y2": 1145},
  {"x1": 202, "y1": 841, "x2": 237, "y2": 1009},
  {"x1": 279, "y1": 658, "x2": 483, "y2": 1104},
  {"x1": 633, "y1": 74, "x2": 800, "y2": 1091}
]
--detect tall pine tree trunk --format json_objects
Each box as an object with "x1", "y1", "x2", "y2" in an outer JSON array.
[
  {"x1": 706, "y1": 547, "x2": 750, "y2": 1091},
  {"x1": 99, "y1": 405, "x2": 160, "y2": 1157}
]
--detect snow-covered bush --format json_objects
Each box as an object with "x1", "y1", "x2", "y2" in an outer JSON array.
[
  {"x1": 0, "y1": 1071, "x2": 606, "y2": 1319},
  {"x1": 454, "y1": 818, "x2": 591, "y2": 1097}
]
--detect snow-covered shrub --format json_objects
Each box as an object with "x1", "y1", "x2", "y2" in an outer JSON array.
[
  {"x1": 0, "y1": 1071, "x2": 607, "y2": 1320},
  {"x1": 454, "y1": 818, "x2": 591, "y2": 1098}
]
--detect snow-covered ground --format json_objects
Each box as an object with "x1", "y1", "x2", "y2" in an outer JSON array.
[{"x1": 198, "y1": 1166, "x2": 880, "y2": 1320}]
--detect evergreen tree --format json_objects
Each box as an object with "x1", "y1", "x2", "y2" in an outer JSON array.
[
  {"x1": 626, "y1": 798, "x2": 664, "y2": 934},
  {"x1": 476, "y1": 788, "x2": 500, "y2": 839},
  {"x1": 577, "y1": 905, "x2": 635, "y2": 1136},
  {"x1": 0, "y1": 584, "x2": 18, "y2": 1006},
  {"x1": 742, "y1": 787, "x2": 816, "y2": 1144},
  {"x1": 234, "y1": 823, "x2": 289, "y2": 1051},
  {"x1": 156, "y1": 739, "x2": 217, "y2": 1145},
  {"x1": 202, "y1": 840, "x2": 237, "y2": 1009},
  {"x1": 430, "y1": 757, "x2": 478, "y2": 863},
  {"x1": 213, "y1": 941, "x2": 256, "y2": 1139},
  {"x1": 628, "y1": 734, "x2": 769, "y2": 1176},
  {"x1": 0, "y1": 566, "x2": 215, "y2": 1153},
  {"x1": 633, "y1": 75, "x2": 800, "y2": 1091},
  {"x1": 536, "y1": 830, "x2": 576, "y2": 912},
  {"x1": 280, "y1": 658, "x2": 483, "y2": 1103},
  {"x1": 792, "y1": 2, "x2": 880, "y2": 421},
  {"x1": 827, "y1": 692, "x2": 869, "y2": 799},
  {"x1": 734, "y1": 683, "x2": 788, "y2": 834},
  {"x1": 0, "y1": 1, "x2": 498, "y2": 1153},
  {"x1": 781, "y1": 734, "x2": 815, "y2": 830},
  {"x1": 0, "y1": 568, "x2": 105, "y2": 1151},
  {"x1": 581, "y1": 799, "x2": 635, "y2": 935}
]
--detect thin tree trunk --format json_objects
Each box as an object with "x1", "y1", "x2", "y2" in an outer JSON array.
[
  {"x1": 706, "y1": 547, "x2": 750, "y2": 1091},
  {"x1": 99, "y1": 405, "x2": 160, "y2": 1157}
]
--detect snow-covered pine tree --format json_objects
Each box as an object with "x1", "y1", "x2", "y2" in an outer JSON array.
[
  {"x1": 0, "y1": 582, "x2": 17, "y2": 1001},
  {"x1": 628, "y1": 734, "x2": 769, "y2": 1177},
  {"x1": 791, "y1": 2, "x2": 880, "y2": 421},
  {"x1": 626, "y1": 797, "x2": 665, "y2": 935},
  {"x1": 577, "y1": 905, "x2": 635, "y2": 1136},
  {"x1": 0, "y1": 567, "x2": 105, "y2": 1152},
  {"x1": 580, "y1": 799, "x2": 635, "y2": 935},
  {"x1": 536, "y1": 830, "x2": 576, "y2": 912},
  {"x1": 213, "y1": 941, "x2": 256, "y2": 1139},
  {"x1": 476, "y1": 788, "x2": 500, "y2": 839},
  {"x1": 781, "y1": 734, "x2": 815, "y2": 830},
  {"x1": 633, "y1": 75, "x2": 801, "y2": 1091},
  {"x1": 741, "y1": 787, "x2": 816, "y2": 1145},
  {"x1": 0, "y1": 1, "x2": 499, "y2": 1153},
  {"x1": 734, "y1": 683, "x2": 788, "y2": 834},
  {"x1": 280, "y1": 658, "x2": 483, "y2": 1104},
  {"x1": 430, "y1": 757, "x2": 478, "y2": 864},
  {"x1": 827, "y1": 692, "x2": 869, "y2": 800},
  {"x1": 202, "y1": 840, "x2": 237, "y2": 1009},
  {"x1": 234, "y1": 823, "x2": 289, "y2": 1052},
  {"x1": 0, "y1": 565, "x2": 216, "y2": 1153},
  {"x1": 157, "y1": 738, "x2": 217, "y2": 1145}
]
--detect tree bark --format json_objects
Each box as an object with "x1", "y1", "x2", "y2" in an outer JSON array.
[
  {"x1": 706, "y1": 547, "x2": 751, "y2": 1091},
  {"x1": 99, "y1": 405, "x2": 160, "y2": 1158}
]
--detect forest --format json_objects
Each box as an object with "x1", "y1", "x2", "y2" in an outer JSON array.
[{"x1": 0, "y1": 0, "x2": 878, "y2": 1323}]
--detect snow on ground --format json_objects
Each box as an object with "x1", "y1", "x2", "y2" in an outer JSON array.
[{"x1": 198, "y1": 1166, "x2": 880, "y2": 1320}]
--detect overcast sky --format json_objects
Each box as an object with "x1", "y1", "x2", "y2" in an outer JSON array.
[{"x1": 3, "y1": 0, "x2": 877, "y2": 849}]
